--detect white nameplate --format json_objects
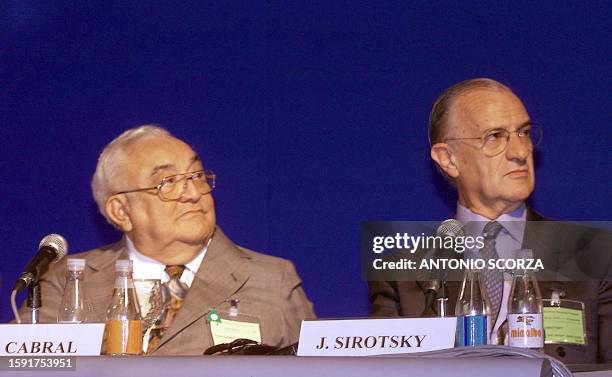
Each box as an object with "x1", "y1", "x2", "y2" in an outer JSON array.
[
  {"x1": 0, "y1": 324, "x2": 105, "y2": 356},
  {"x1": 297, "y1": 317, "x2": 456, "y2": 356}
]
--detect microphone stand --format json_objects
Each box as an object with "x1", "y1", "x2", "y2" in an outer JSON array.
[
  {"x1": 435, "y1": 280, "x2": 449, "y2": 317},
  {"x1": 27, "y1": 280, "x2": 41, "y2": 324},
  {"x1": 421, "y1": 282, "x2": 438, "y2": 317}
]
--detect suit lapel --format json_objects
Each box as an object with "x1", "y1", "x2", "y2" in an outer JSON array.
[
  {"x1": 523, "y1": 209, "x2": 561, "y2": 281},
  {"x1": 155, "y1": 228, "x2": 251, "y2": 350},
  {"x1": 83, "y1": 240, "x2": 128, "y2": 321}
]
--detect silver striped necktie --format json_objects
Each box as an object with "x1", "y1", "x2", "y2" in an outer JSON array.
[{"x1": 481, "y1": 221, "x2": 504, "y2": 324}]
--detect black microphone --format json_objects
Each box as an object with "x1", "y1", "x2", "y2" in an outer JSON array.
[
  {"x1": 12, "y1": 234, "x2": 68, "y2": 292},
  {"x1": 422, "y1": 219, "x2": 464, "y2": 316}
]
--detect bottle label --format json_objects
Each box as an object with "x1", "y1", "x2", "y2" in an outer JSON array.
[
  {"x1": 508, "y1": 313, "x2": 544, "y2": 348},
  {"x1": 102, "y1": 319, "x2": 143, "y2": 355},
  {"x1": 457, "y1": 315, "x2": 487, "y2": 346}
]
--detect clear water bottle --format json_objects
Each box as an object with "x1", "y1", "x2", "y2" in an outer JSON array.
[
  {"x1": 102, "y1": 260, "x2": 142, "y2": 355},
  {"x1": 507, "y1": 268, "x2": 544, "y2": 350},
  {"x1": 455, "y1": 269, "x2": 490, "y2": 346},
  {"x1": 57, "y1": 258, "x2": 94, "y2": 323}
]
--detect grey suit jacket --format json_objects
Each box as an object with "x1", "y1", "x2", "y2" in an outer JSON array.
[
  {"x1": 368, "y1": 210, "x2": 612, "y2": 364},
  {"x1": 18, "y1": 227, "x2": 316, "y2": 355}
]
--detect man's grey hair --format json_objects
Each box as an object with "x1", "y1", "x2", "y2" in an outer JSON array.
[
  {"x1": 91, "y1": 125, "x2": 171, "y2": 224},
  {"x1": 428, "y1": 78, "x2": 514, "y2": 145}
]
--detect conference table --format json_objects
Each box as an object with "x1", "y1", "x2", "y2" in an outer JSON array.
[{"x1": 0, "y1": 355, "x2": 610, "y2": 377}]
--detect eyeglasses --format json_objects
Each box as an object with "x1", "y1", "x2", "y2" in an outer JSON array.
[
  {"x1": 444, "y1": 124, "x2": 543, "y2": 157},
  {"x1": 115, "y1": 170, "x2": 216, "y2": 201}
]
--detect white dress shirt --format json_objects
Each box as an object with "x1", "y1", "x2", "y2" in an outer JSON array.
[{"x1": 125, "y1": 237, "x2": 208, "y2": 288}]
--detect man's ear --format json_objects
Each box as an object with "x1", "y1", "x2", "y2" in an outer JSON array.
[
  {"x1": 431, "y1": 143, "x2": 459, "y2": 178},
  {"x1": 105, "y1": 195, "x2": 133, "y2": 232}
]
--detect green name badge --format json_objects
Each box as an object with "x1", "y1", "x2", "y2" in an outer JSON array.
[
  {"x1": 543, "y1": 306, "x2": 586, "y2": 345},
  {"x1": 210, "y1": 318, "x2": 262, "y2": 346}
]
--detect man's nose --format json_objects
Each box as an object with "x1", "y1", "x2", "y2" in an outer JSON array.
[
  {"x1": 180, "y1": 178, "x2": 202, "y2": 202},
  {"x1": 505, "y1": 132, "x2": 530, "y2": 162}
]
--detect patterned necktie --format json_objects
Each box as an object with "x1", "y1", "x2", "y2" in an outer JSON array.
[
  {"x1": 481, "y1": 221, "x2": 504, "y2": 325},
  {"x1": 146, "y1": 265, "x2": 188, "y2": 354}
]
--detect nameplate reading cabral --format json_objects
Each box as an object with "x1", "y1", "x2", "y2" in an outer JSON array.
[
  {"x1": 0, "y1": 324, "x2": 105, "y2": 356},
  {"x1": 297, "y1": 317, "x2": 456, "y2": 356}
]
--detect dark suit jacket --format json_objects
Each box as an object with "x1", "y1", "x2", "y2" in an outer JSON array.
[
  {"x1": 17, "y1": 227, "x2": 316, "y2": 355},
  {"x1": 368, "y1": 210, "x2": 612, "y2": 363}
]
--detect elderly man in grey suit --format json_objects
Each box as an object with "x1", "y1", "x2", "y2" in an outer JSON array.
[{"x1": 18, "y1": 125, "x2": 315, "y2": 355}]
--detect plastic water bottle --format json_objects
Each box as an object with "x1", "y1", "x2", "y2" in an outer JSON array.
[
  {"x1": 455, "y1": 269, "x2": 490, "y2": 346},
  {"x1": 102, "y1": 260, "x2": 142, "y2": 355},
  {"x1": 57, "y1": 258, "x2": 94, "y2": 323}
]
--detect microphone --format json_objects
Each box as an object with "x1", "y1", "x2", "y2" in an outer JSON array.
[
  {"x1": 12, "y1": 234, "x2": 68, "y2": 292},
  {"x1": 422, "y1": 219, "x2": 464, "y2": 316}
]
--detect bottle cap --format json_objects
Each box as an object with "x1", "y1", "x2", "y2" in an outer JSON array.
[
  {"x1": 115, "y1": 259, "x2": 133, "y2": 272},
  {"x1": 67, "y1": 258, "x2": 86, "y2": 271}
]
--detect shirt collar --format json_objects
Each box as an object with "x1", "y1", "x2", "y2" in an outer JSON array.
[
  {"x1": 456, "y1": 202, "x2": 527, "y2": 242},
  {"x1": 125, "y1": 236, "x2": 208, "y2": 278}
]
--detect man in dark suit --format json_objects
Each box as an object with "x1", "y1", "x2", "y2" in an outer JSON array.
[
  {"x1": 18, "y1": 125, "x2": 315, "y2": 355},
  {"x1": 368, "y1": 78, "x2": 611, "y2": 363}
]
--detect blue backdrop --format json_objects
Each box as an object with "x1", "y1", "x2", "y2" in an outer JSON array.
[{"x1": 1, "y1": 1, "x2": 610, "y2": 322}]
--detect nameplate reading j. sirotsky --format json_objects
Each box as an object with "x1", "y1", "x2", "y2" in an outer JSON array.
[
  {"x1": 297, "y1": 318, "x2": 455, "y2": 356},
  {"x1": 0, "y1": 324, "x2": 105, "y2": 356}
]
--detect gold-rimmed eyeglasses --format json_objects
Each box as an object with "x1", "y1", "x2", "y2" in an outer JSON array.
[
  {"x1": 115, "y1": 170, "x2": 216, "y2": 201},
  {"x1": 443, "y1": 124, "x2": 543, "y2": 157}
]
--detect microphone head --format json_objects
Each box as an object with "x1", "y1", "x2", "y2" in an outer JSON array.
[
  {"x1": 436, "y1": 219, "x2": 464, "y2": 238},
  {"x1": 39, "y1": 234, "x2": 68, "y2": 261}
]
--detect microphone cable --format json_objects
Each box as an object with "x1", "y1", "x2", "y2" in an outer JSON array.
[{"x1": 11, "y1": 289, "x2": 22, "y2": 324}]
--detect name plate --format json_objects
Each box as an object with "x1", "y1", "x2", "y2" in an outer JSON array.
[
  {"x1": 297, "y1": 317, "x2": 456, "y2": 356},
  {"x1": 0, "y1": 324, "x2": 105, "y2": 356}
]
